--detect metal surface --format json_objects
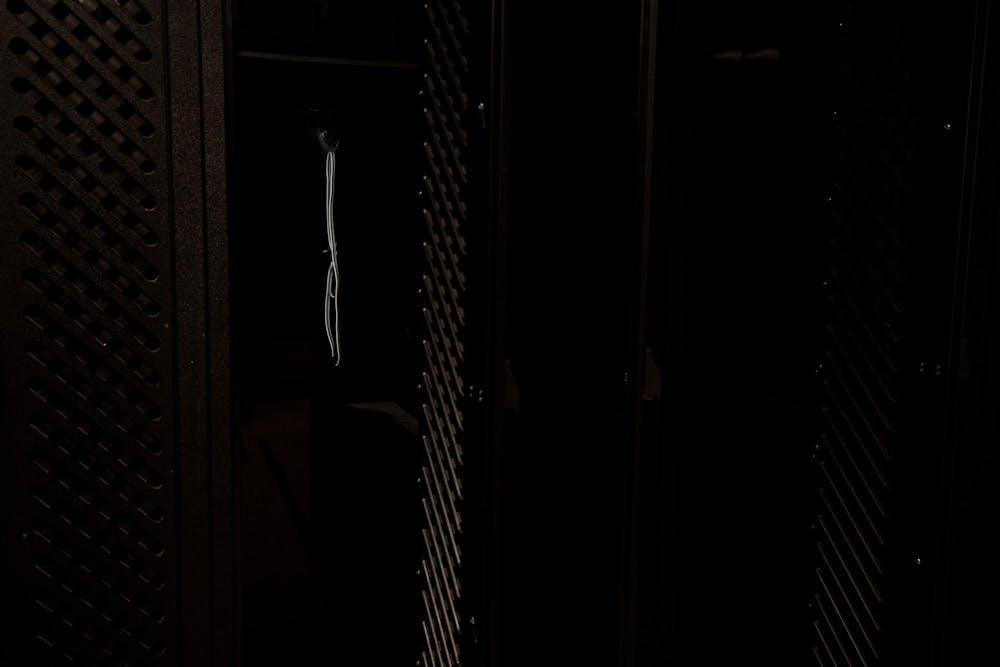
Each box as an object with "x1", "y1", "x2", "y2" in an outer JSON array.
[
  {"x1": 812, "y1": 4, "x2": 975, "y2": 664},
  {"x1": 417, "y1": 1, "x2": 475, "y2": 664},
  {"x1": 935, "y1": 2, "x2": 1000, "y2": 663},
  {"x1": 0, "y1": 1, "x2": 233, "y2": 664}
]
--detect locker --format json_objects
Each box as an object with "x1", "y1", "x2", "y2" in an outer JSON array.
[
  {"x1": 623, "y1": 2, "x2": 1000, "y2": 665},
  {"x1": 2, "y1": 2, "x2": 999, "y2": 666}
]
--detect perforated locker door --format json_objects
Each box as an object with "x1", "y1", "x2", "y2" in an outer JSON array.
[
  {"x1": 0, "y1": 2, "x2": 233, "y2": 665},
  {"x1": 417, "y1": 1, "x2": 477, "y2": 664},
  {"x1": 415, "y1": 0, "x2": 505, "y2": 665},
  {"x1": 810, "y1": 3, "x2": 978, "y2": 665}
]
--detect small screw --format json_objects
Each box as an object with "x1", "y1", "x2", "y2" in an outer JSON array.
[
  {"x1": 914, "y1": 555, "x2": 923, "y2": 567},
  {"x1": 944, "y1": 122, "x2": 953, "y2": 132},
  {"x1": 477, "y1": 102, "x2": 485, "y2": 112}
]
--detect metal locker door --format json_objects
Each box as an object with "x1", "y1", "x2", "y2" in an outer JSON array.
[
  {"x1": 415, "y1": 0, "x2": 497, "y2": 664},
  {"x1": 0, "y1": 1, "x2": 233, "y2": 665},
  {"x1": 811, "y1": 3, "x2": 981, "y2": 665}
]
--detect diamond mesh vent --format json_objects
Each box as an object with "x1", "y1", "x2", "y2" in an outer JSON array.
[{"x1": 2, "y1": 0, "x2": 175, "y2": 663}]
